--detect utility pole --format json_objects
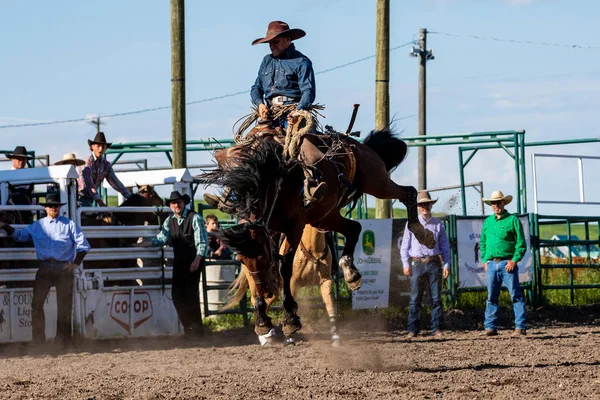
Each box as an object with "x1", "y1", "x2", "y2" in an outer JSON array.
[
  {"x1": 375, "y1": 0, "x2": 391, "y2": 219},
  {"x1": 88, "y1": 115, "x2": 103, "y2": 133},
  {"x1": 411, "y1": 28, "x2": 434, "y2": 191},
  {"x1": 171, "y1": 0, "x2": 186, "y2": 168}
]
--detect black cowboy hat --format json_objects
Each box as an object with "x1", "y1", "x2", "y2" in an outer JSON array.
[
  {"x1": 6, "y1": 146, "x2": 34, "y2": 159},
  {"x1": 87, "y1": 131, "x2": 112, "y2": 147},
  {"x1": 252, "y1": 21, "x2": 306, "y2": 46},
  {"x1": 39, "y1": 192, "x2": 66, "y2": 207},
  {"x1": 165, "y1": 190, "x2": 190, "y2": 206}
]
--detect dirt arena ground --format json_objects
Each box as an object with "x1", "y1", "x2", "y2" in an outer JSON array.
[{"x1": 1, "y1": 309, "x2": 599, "y2": 400}]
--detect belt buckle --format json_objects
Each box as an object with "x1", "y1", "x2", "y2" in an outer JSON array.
[{"x1": 271, "y1": 96, "x2": 284, "y2": 105}]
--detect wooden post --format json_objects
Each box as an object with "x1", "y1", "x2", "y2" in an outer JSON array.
[
  {"x1": 375, "y1": 0, "x2": 391, "y2": 219},
  {"x1": 171, "y1": 0, "x2": 186, "y2": 168},
  {"x1": 418, "y1": 28, "x2": 428, "y2": 191}
]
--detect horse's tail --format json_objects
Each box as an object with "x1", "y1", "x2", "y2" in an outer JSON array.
[
  {"x1": 221, "y1": 267, "x2": 249, "y2": 311},
  {"x1": 363, "y1": 129, "x2": 408, "y2": 172}
]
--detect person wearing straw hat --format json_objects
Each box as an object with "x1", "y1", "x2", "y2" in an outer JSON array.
[
  {"x1": 46, "y1": 153, "x2": 86, "y2": 194},
  {"x1": 400, "y1": 190, "x2": 451, "y2": 338},
  {"x1": 7, "y1": 145, "x2": 33, "y2": 170},
  {"x1": 54, "y1": 152, "x2": 85, "y2": 167},
  {"x1": 0, "y1": 192, "x2": 90, "y2": 346},
  {"x1": 77, "y1": 132, "x2": 131, "y2": 207},
  {"x1": 135, "y1": 191, "x2": 208, "y2": 338},
  {"x1": 480, "y1": 190, "x2": 527, "y2": 337}
]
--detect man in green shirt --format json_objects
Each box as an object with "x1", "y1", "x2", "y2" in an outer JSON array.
[{"x1": 480, "y1": 190, "x2": 527, "y2": 337}]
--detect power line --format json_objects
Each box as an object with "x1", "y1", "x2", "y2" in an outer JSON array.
[
  {"x1": 0, "y1": 41, "x2": 415, "y2": 130},
  {"x1": 429, "y1": 31, "x2": 600, "y2": 51}
]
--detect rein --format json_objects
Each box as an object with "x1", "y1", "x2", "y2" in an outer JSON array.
[{"x1": 299, "y1": 239, "x2": 329, "y2": 267}]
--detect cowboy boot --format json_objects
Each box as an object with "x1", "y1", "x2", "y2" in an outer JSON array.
[{"x1": 303, "y1": 169, "x2": 328, "y2": 208}]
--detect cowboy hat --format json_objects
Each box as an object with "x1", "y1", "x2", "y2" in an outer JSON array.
[
  {"x1": 417, "y1": 190, "x2": 438, "y2": 205},
  {"x1": 54, "y1": 152, "x2": 85, "y2": 166},
  {"x1": 165, "y1": 190, "x2": 191, "y2": 206},
  {"x1": 87, "y1": 131, "x2": 112, "y2": 147},
  {"x1": 39, "y1": 192, "x2": 66, "y2": 207},
  {"x1": 252, "y1": 21, "x2": 306, "y2": 46},
  {"x1": 6, "y1": 146, "x2": 33, "y2": 159},
  {"x1": 482, "y1": 190, "x2": 513, "y2": 206}
]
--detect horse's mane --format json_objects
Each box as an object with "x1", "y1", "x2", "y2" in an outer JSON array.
[{"x1": 203, "y1": 136, "x2": 286, "y2": 218}]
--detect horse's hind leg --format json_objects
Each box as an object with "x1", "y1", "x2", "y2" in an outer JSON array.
[
  {"x1": 362, "y1": 176, "x2": 435, "y2": 249},
  {"x1": 313, "y1": 214, "x2": 363, "y2": 291}
]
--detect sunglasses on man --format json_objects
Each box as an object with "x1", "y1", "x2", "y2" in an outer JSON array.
[{"x1": 490, "y1": 201, "x2": 503, "y2": 205}]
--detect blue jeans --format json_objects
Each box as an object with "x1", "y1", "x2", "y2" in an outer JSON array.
[
  {"x1": 408, "y1": 261, "x2": 443, "y2": 333},
  {"x1": 484, "y1": 260, "x2": 527, "y2": 331}
]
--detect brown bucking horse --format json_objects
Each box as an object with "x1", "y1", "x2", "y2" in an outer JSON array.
[{"x1": 204, "y1": 125, "x2": 435, "y2": 345}]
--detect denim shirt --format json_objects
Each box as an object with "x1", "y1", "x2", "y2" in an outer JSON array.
[{"x1": 250, "y1": 43, "x2": 316, "y2": 111}]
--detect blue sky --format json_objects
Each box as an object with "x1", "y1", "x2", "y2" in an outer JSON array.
[{"x1": 2, "y1": 0, "x2": 600, "y2": 216}]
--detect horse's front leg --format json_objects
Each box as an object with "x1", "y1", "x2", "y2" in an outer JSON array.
[
  {"x1": 253, "y1": 294, "x2": 273, "y2": 335},
  {"x1": 281, "y1": 249, "x2": 302, "y2": 345}
]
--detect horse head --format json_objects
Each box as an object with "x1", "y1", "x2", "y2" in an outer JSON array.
[
  {"x1": 7, "y1": 183, "x2": 34, "y2": 205},
  {"x1": 116, "y1": 193, "x2": 162, "y2": 226},
  {"x1": 136, "y1": 183, "x2": 164, "y2": 206},
  {"x1": 6, "y1": 182, "x2": 34, "y2": 224}
]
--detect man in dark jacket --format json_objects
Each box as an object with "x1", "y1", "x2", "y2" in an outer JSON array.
[{"x1": 135, "y1": 191, "x2": 208, "y2": 337}]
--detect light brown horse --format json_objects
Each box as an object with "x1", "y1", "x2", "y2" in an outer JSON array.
[
  {"x1": 225, "y1": 224, "x2": 338, "y2": 344},
  {"x1": 206, "y1": 126, "x2": 435, "y2": 344}
]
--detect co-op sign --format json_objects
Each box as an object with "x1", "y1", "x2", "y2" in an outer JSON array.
[{"x1": 110, "y1": 292, "x2": 153, "y2": 332}]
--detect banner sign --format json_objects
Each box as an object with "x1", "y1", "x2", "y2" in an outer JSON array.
[
  {"x1": 0, "y1": 289, "x2": 57, "y2": 342},
  {"x1": 352, "y1": 219, "x2": 393, "y2": 309},
  {"x1": 456, "y1": 215, "x2": 532, "y2": 288}
]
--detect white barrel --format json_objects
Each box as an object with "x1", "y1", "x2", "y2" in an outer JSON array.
[{"x1": 200, "y1": 262, "x2": 237, "y2": 312}]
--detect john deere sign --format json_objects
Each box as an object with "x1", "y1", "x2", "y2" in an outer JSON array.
[
  {"x1": 352, "y1": 220, "x2": 393, "y2": 310},
  {"x1": 362, "y1": 230, "x2": 375, "y2": 255}
]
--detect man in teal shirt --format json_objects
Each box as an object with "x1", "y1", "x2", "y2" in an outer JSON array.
[{"x1": 480, "y1": 190, "x2": 527, "y2": 337}]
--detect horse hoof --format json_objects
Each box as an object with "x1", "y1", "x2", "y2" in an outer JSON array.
[
  {"x1": 347, "y1": 276, "x2": 363, "y2": 291},
  {"x1": 258, "y1": 328, "x2": 277, "y2": 346},
  {"x1": 284, "y1": 337, "x2": 296, "y2": 347},
  {"x1": 331, "y1": 334, "x2": 342, "y2": 347},
  {"x1": 255, "y1": 322, "x2": 274, "y2": 337},
  {"x1": 283, "y1": 315, "x2": 302, "y2": 336}
]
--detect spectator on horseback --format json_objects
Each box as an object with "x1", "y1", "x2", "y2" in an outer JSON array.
[
  {"x1": 205, "y1": 214, "x2": 231, "y2": 260},
  {"x1": 0, "y1": 192, "x2": 90, "y2": 346},
  {"x1": 400, "y1": 191, "x2": 450, "y2": 338},
  {"x1": 204, "y1": 20, "x2": 326, "y2": 211},
  {"x1": 480, "y1": 190, "x2": 527, "y2": 337},
  {"x1": 134, "y1": 191, "x2": 208, "y2": 338},
  {"x1": 78, "y1": 132, "x2": 131, "y2": 207}
]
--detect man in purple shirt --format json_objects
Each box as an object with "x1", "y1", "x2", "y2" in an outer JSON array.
[
  {"x1": 77, "y1": 132, "x2": 131, "y2": 207},
  {"x1": 400, "y1": 191, "x2": 451, "y2": 338}
]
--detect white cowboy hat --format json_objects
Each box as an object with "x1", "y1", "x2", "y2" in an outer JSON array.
[
  {"x1": 54, "y1": 152, "x2": 85, "y2": 166},
  {"x1": 417, "y1": 190, "x2": 438, "y2": 205},
  {"x1": 482, "y1": 190, "x2": 513, "y2": 206}
]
